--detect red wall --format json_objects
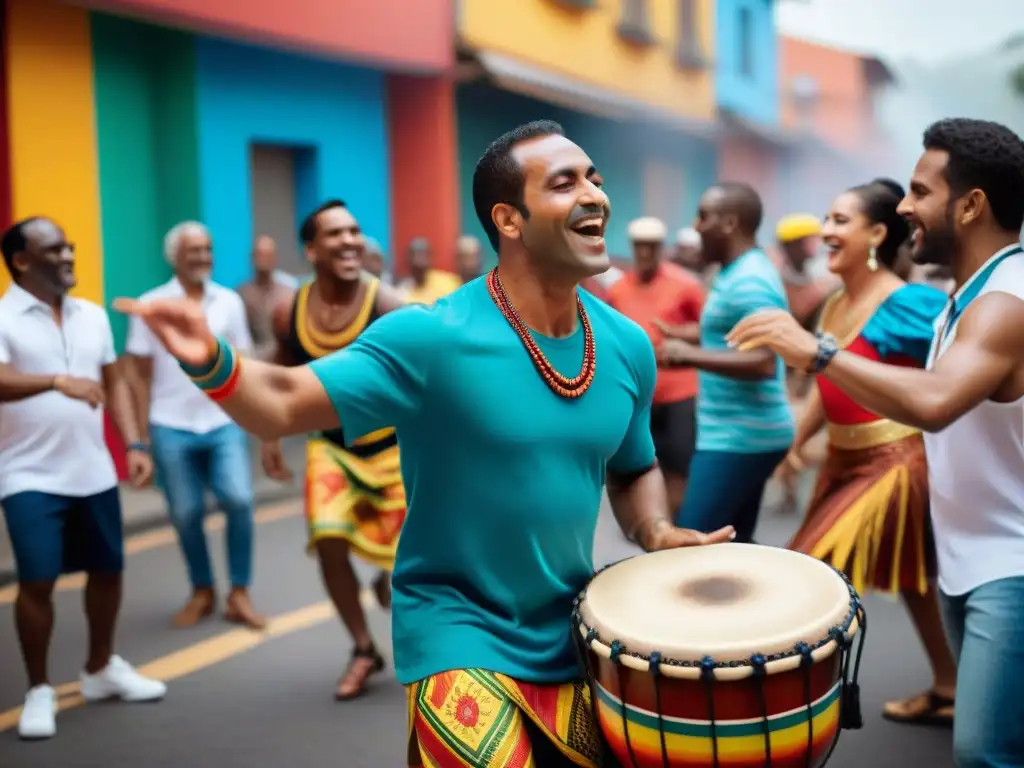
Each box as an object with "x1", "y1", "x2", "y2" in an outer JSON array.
[
  {"x1": 387, "y1": 74, "x2": 459, "y2": 275},
  {"x1": 78, "y1": 0, "x2": 453, "y2": 72}
]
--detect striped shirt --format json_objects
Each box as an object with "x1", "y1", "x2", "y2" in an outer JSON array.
[{"x1": 697, "y1": 248, "x2": 794, "y2": 453}]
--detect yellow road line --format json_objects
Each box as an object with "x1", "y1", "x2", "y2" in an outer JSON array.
[
  {"x1": 0, "y1": 599, "x2": 339, "y2": 733},
  {"x1": 0, "y1": 500, "x2": 301, "y2": 605}
]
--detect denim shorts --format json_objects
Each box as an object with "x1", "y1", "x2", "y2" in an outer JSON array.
[{"x1": 2, "y1": 487, "x2": 124, "y2": 582}]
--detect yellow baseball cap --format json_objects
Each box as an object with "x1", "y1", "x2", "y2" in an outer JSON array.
[{"x1": 776, "y1": 214, "x2": 822, "y2": 243}]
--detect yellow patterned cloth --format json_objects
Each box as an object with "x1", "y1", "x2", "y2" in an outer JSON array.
[
  {"x1": 304, "y1": 436, "x2": 406, "y2": 570},
  {"x1": 407, "y1": 669, "x2": 601, "y2": 768}
]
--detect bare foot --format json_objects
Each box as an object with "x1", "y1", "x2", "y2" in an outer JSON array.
[
  {"x1": 225, "y1": 589, "x2": 267, "y2": 630},
  {"x1": 173, "y1": 589, "x2": 215, "y2": 628},
  {"x1": 882, "y1": 689, "x2": 954, "y2": 727},
  {"x1": 335, "y1": 647, "x2": 385, "y2": 701}
]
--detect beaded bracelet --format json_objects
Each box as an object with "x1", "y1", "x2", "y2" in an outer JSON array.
[{"x1": 179, "y1": 337, "x2": 242, "y2": 402}]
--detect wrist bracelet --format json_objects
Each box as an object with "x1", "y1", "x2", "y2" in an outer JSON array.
[
  {"x1": 811, "y1": 332, "x2": 839, "y2": 373},
  {"x1": 178, "y1": 336, "x2": 222, "y2": 380},
  {"x1": 180, "y1": 337, "x2": 242, "y2": 401},
  {"x1": 127, "y1": 442, "x2": 150, "y2": 454}
]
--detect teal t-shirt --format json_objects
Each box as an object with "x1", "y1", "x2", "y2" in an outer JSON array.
[
  {"x1": 697, "y1": 249, "x2": 795, "y2": 453},
  {"x1": 309, "y1": 277, "x2": 657, "y2": 685}
]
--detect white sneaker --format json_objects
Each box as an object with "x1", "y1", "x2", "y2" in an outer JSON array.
[
  {"x1": 18, "y1": 685, "x2": 57, "y2": 740},
  {"x1": 80, "y1": 656, "x2": 167, "y2": 703}
]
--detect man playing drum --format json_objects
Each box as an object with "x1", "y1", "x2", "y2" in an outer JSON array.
[{"x1": 116, "y1": 121, "x2": 734, "y2": 768}]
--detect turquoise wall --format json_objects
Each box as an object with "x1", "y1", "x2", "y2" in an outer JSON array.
[
  {"x1": 716, "y1": 0, "x2": 779, "y2": 126},
  {"x1": 194, "y1": 38, "x2": 390, "y2": 289}
]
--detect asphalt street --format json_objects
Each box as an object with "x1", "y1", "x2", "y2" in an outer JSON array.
[{"x1": 0, "y1": 488, "x2": 956, "y2": 767}]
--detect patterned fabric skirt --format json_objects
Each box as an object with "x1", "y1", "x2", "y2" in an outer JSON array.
[
  {"x1": 304, "y1": 436, "x2": 406, "y2": 571},
  {"x1": 407, "y1": 669, "x2": 602, "y2": 768},
  {"x1": 788, "y1": 432, "x2": 935, "y2": 596}
]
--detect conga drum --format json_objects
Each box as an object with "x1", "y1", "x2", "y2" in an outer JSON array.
[{"x1": 572, "y1": 544, "x2": 866, "y2": 768}]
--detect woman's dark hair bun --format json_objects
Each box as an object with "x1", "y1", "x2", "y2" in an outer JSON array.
[
  {"x1": 870, "y1": 177, "x2": 906, "y2": 199},
  {"x1": 847, "y1": 178, "x2": 910, "y2": 270}
]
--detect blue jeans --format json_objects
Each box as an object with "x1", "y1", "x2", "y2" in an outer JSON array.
[
  {"x1": 940, "y1": 577, "x2": 1024, "y2": 768},
  {"x1": 676, "y1": 448, "x2": 788, "y2": 543},
  {"x1": 150, "y1": 423, "x2": 255, "y2": 590}
]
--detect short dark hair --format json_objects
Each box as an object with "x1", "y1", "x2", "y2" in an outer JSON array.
[
  {"x1": 848, "y1": 177, "x2": 910, "y2": 270},
  {"x1": 0, "y1": 217, "x2": 43, "y2": 278},
  {"x1": 715, "y1": 182, "x2": 763, "y2": 236},
  {"x1": 299, "y1": 199, "x2": 347, "y2": 245},
  {"x1": 923, "y1": 118, "x2": 1024, "y2": 233},
  {"x1": 472, "y1": 120, "x2": 566, "y2": 252}
]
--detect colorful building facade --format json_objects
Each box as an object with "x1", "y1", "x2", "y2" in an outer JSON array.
[
  {"x1": 716, "y1": 0, "x2": 778, "y2": 128},
  {"x1": 456, "y1": 0, "x2": 720, "y2": 261},
  {"x1": 712, "y1": 0, "x2": 791, "y2": 236},
  {"x1": 0, "y1": 0, "x2": 456, "y2": 345},
  {"x1": 777, "y1": 35, "x2": 898, "y2": 218}
]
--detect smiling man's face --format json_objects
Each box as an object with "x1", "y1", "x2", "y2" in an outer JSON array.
[{"x1": 512, "y1": 134, "x2": 612, "y2": 279}]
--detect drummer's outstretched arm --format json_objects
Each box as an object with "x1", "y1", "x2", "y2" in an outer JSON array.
[{"x1": 115, "y1": 297, "x2": 433, "y2": 441}]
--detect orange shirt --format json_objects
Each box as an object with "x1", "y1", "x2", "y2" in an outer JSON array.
[{"x1": 607, "y1": 262, "x2": 705, "y2": 404}]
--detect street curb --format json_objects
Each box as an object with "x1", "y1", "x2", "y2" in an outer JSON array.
[{"x1": 0, "y1": 485, "x2": 302, "y2": 589}]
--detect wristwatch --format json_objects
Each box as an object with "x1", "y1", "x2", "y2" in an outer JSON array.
[
  {"x1": 811, "y1": 332, "x2": 839, "y2": 373},
  {"x1": 127, "y1": 442, "x2": 151, "y2": 454}
]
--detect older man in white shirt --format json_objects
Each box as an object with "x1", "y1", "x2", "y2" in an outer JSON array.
[
  {"x1": 125, "y1": 222, "x2": 264, "y2": 629},
  {"x1": 0, "y1": 217, "x2": 165, "y2": 740}
]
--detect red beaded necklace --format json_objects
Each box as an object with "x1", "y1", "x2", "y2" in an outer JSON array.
[{"x1": 487, "y1": 267, "x2": 596, "y2": 399}]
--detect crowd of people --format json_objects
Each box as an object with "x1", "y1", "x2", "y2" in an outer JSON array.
[{"x1": 1, "y1": 115, "x2": 1023, "y2": 768}]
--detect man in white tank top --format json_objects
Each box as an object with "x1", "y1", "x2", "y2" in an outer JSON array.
[{"x1": 727, "y1": 118, "x2": 1024, "y2": 768}]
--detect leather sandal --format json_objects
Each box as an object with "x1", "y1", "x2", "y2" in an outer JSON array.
[
  {"x1": 882, "y1": 689, "x2": 954, "y2": 727},
  {"x1": 335, "y1": 646, "x2": 385, "y2": 702}
]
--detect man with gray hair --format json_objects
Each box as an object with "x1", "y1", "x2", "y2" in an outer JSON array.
[
  {"x1": 124, "y1": 222, "x2": 265, "y2": 629},
  {"x1": 455, "y1": 235, "x2": 482, "y2": 284}
]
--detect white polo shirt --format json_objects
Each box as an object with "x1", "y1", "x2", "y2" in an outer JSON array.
[
  {"x1": 923, "y1": 244, "x2": 1024, "y2": 596},
  {"x1": 126, "y1": 278, "x2": 252, "y2": 435},
  {"x1": 0, "y1": 284, "x2": 119, "y2": 498}
]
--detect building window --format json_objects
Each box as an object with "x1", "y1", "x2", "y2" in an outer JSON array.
[
  {"x1": 675, "y1": 0, "x2": 706, "y2": 69},
  {"x1": 550, "y1": 0, "x2": 597, "y2": 8},
  {"x1": 618, "y1": 0, "x2": 655, "y2": 45},
  {"x1": 738, "y1": 6, "x2": 753, "y2": 78}
]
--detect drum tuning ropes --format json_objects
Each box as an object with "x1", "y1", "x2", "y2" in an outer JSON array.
[{"x1": 571, "y1": 544, "x2": 868, "y2": 768}]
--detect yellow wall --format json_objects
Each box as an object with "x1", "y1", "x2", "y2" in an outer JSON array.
[
  {"x1": 4, "y1": 0, "x2": 104, "y2": 303},
  {"x1": 459, "y1": 0, "x2": 715, "y2": 121}
]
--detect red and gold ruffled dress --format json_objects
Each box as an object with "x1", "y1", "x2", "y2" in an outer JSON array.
[{"x1": 789, "y1": 283, "x2": 948, "y2": 596}]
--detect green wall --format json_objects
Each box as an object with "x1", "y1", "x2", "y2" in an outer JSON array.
[{"x1": 92, "y1": 14, "x2": 201, "y2": 350}]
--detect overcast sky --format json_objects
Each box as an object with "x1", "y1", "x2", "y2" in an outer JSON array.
[{"x1": 775, "y1": 0, "x2": 1023, "y2": 64}]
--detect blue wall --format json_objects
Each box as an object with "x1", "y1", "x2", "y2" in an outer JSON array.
[
  {"x1": 194, "y1": 38, "x2": 390, "y2": 288},
  {"x1": 716, "y1": 0, "x2": 779, "y2": 127}
]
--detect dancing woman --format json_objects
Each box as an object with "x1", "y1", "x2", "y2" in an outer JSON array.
[{"x1": 778, "y1": 179, "x2": 957, "y2": 726}]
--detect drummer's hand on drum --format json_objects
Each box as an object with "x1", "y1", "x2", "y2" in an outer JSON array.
[
  {"x1": 638, "y1": 518, "x2": 735, "y2": 551},
  {"x1": 726, "y1": 309, "x2": 817, "y2": 372}
]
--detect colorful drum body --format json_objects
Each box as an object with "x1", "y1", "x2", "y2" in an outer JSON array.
[{"x1": 572, "y1": 543, "x2": 865, "y2": 768}]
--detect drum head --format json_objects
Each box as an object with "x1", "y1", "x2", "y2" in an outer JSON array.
[{"x1": 579, "y1": 543, "x2": 852, "y2": 663}]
